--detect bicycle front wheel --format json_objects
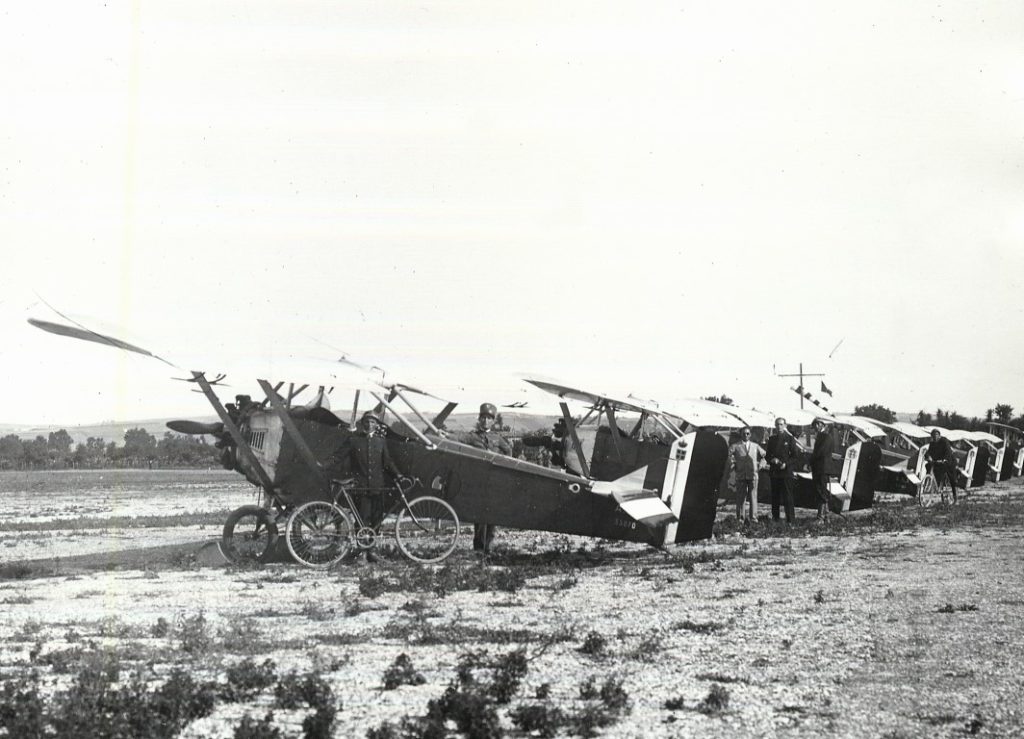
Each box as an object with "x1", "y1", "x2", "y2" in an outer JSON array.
[
  {"x1": 395, "y1": 496, "x2": 460, "y2": 563},
  {"x1": 285, "y1": 501, "x2": 353, "y2": 568}
]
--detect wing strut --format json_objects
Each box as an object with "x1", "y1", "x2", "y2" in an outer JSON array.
[
  {"x1": 602, "y1": 403, "x2": 623, "y2": 461},
  {"x1": 369, "y1": 391, "x2": 437, "y2": 449},
  {"x1": 258, "y1": 379, "x2": 332, "y2": 496},
  {"x1": 192, "y1": 372, "x2": 275, "y2": 492},
  {"x1": 560, "y1": 402, "x2": 591, "y2": 478},
  {"x1": 432, "y1": 401, "x2": 458, "y2": 429}
]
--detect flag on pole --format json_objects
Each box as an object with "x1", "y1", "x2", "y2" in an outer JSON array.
[{"x1": 821, "y1": 381, "x2": 833, "y2": 397}]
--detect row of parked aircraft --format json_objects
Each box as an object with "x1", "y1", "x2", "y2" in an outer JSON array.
[{"x1": 27, "y1": 310, "x2": 1024, "y2": 565}]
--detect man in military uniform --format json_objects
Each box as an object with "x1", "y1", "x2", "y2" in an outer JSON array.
[
  {"x1": 810, "y1": 418, "x2": 835, "y2": 520},
  {"x1": 457, "y1": 402, "x2": 512, "y2": 553},
  {"x1": 331, "y1": 411, "x2": 407, "y2": 532}
]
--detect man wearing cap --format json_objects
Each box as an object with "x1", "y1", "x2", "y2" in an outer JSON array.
[
  {"x1": 729, "y1": 427, "x2": 766, "y2": 522},
  {"x1": 330, "y1": 412, "x2": 407, "y2": 538},
  {"x1": 765, "y1": 417, "x2": 800, "y2": 523},
  {"x1": 810, "y1": 418, "x2": 835, "y2": 519},
  {"x1": 457, "y1": 403, "x2": 512, "y2": 553},
  {"x1": 925, "y1": 428, "x2": 959, "y2": 502}
]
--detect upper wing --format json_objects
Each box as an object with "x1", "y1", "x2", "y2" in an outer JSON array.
[{"x1": 521, "y1": 374, "x2": 653, "y2": 414}]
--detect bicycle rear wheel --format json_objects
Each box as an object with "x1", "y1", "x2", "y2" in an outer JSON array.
[
  {"x1": 395, "y1": 496, "x2": 460, "y2": 563},
  {"x1": 285, "y1": 501, "x2": 353, "y2": 568}
]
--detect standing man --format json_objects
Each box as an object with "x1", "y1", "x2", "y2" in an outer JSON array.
[
  {"x1": 810, "y1": 418, "x2": 835, "y2": 520},
  {"x1": 765, "y1": 417, "x2": 800, "y2": 523},
  {"x1": 328, "y1": 411, "x2": 408, "y2": 563},
  {"x1": 925, "y1": 428, "x2": 959, "y2": 502},
  {"x1": 729, "y1": 427, "x2": 766, "y2": 522},
  {"x1": 457, "y1": 403, "x2": 512, "y2": 553}
]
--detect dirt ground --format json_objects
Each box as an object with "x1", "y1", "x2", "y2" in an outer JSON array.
[{"x1": 1, "y1": 470, "x2": 1022, "y2": 737}]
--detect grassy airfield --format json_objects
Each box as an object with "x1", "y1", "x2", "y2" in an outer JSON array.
[{"x1": 0, "y1": 470, "x2": 1022, "y2": 738}]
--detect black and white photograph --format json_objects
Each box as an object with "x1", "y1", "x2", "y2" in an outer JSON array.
[{"x1": 1, "y1": 2, "x2": 1022, "y2": 737}]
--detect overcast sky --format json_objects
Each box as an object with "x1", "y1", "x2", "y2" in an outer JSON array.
[{"x1": 1, "y1": 1, "x2": 1022, "y2": 426}]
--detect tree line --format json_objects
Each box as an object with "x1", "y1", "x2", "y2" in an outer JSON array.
[
  {"x1": 0, "y1": 428, "x2": 221, "y2": 470},
  {"x1": 853, "y1": 402, "x2": 1023, "y2": 432}
]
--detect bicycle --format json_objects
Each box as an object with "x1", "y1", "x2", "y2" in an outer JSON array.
[{"x1": 282, "y1": 477, "x2": 460, "y2": 568}]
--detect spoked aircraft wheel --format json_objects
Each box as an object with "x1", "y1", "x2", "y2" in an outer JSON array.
[
  {"x1": 221, "y1": 505, "x2": 278, "y2": 564},
  {"x1": 395, "y1": 496, "x2": 460, "y2": 563},
  {"x1": 285, "y1": 501, "x2": 353, "y2": 568}
]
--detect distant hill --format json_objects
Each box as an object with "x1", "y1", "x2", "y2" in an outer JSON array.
[{"x1": 1, "y1": 417, "x2": 220, "y2": 446}]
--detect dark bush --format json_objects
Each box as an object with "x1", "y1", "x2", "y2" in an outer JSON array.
[
  {"x1": 222, "y1": 658, "x2": 277, "y2": 702},
  {"x1": 509, "y1": 703, "x2": 566, "y2": 738},
  {"x1": 382, "y1": 654, "x2": 427, "y2": 691},
  {"x1": 233, "y1": 711, "x2": 283, "y2": 739},
  {"x1": 274, "y1": 670, "x2": 334, "y2": 709}
]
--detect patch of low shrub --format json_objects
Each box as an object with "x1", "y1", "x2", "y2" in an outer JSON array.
[
  {"x1": 697, "y1": 683, "x2": 730, "y2": 715},
  {"x1": 275, "y1": 670, "x2": 334, "y2": 709},
  {"x1": 222, "y1": 658, "x2": 277, "y2": 702},
  {"x1": 233, "y1": 711, "x2": 283, "y2": 739},
  {"x1": 579, "y1": 631, "x2": 607, "y2": 657},
  {"x1": 382, "y1": 654, "x2": 426, "y2": 691}
]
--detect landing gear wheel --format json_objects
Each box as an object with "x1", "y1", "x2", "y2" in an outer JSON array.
[
  {"x1": 221, "y1": 505, "x2": 278, "y2": 564},
  {"x1": 395, "y1": 496, "x2": 460, "y2": 564},
  {"x1": 355, "y1": 527, "x2": 378, "y2": 550},
  {"x1": 284, "y1": 501, "x2": 352, "y2": 569}
]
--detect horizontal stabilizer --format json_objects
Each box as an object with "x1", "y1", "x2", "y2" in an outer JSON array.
[
  {"x1": 611, "y1": 488, "x2": 677, "y2": 528},
  {"x1": 591, "y1": 466, "x2": 676, "y2": 529},
  {"x1": 881, "y1": 463, "x2": 920, "y2": 485}
]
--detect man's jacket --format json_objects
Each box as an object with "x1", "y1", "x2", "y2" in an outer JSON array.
[
  {"x1": 765, "y1": 431, "x2": 800, "y2": 476},
  {"x1": 809, "y1": 429, "x2": 834, "y2": 476},
  {"x1": 729, "y1": 441, "x2": 766, "y2": 481}
]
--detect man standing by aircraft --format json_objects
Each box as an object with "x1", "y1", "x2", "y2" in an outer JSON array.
[
  {"x1": 729, "y1": 427, "x2": 766, "y2": 522},
  {"x1": 765, "y1": 417, "x2": 800, "y2": 523},
  {"x1": 810, "y1": 418, "x2": 835, "y2": 520},
  {"x1": 329, "y1": 411, "x2": 408, "y2": 562},
  {"x1": 458, "y1": 403, "x2": 512, "y2": 553},
  {"x1": 925, "y1": 428, "x2": 959, "y2": 502}
]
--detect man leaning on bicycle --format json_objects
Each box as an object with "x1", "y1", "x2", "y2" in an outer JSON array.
[{"x1": 329, "y1": 411, "x2": 411, "y2": 560}]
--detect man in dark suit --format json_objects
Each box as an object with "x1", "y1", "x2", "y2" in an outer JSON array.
[
  {"x1": 765, "y1": 417, "x2": 800, "y2": 523},
  {"x1": 810, "y1": 418, "x2": 835, "y2": 520}
]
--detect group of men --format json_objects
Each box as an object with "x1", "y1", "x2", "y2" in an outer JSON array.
[{"x1": 728, "y1": 417, "x2": 834, "y2": 523}]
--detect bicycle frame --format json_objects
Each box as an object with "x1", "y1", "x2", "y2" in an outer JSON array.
[{"x1": 331, "y1": 478, "x2": 419, "y2": 532}]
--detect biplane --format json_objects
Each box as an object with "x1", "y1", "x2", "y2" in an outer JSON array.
[
  {"x1": 986, "y1": 421, "x2": 1024, "y2": 480},
  {"x1": 921, "y1": 427, "x2": 986, "y2": 489},
  {"x1": 530, "y1": 386, "x2": 882, "y2": 516},
  {"x1": 862, "y1": 419, "x2": 929, "y2": 495},
  {"x1": 28, "y1": 313, "x2": 728, "y2": 566}
]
